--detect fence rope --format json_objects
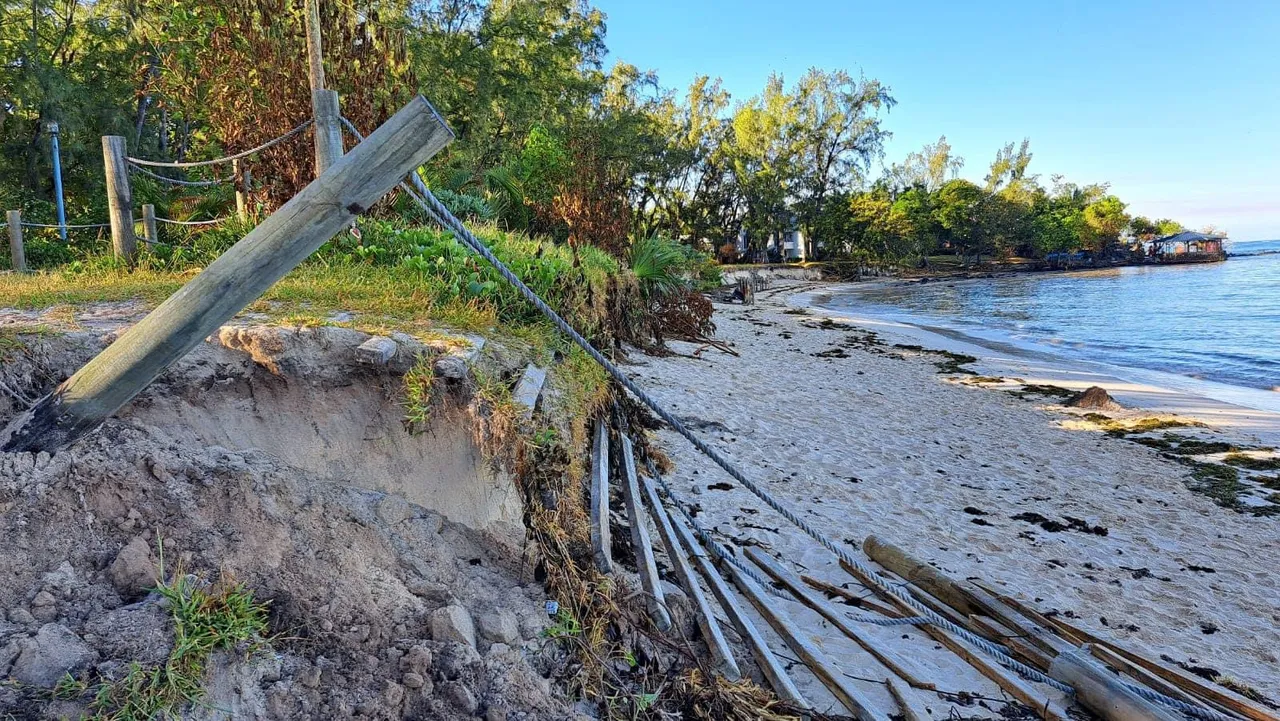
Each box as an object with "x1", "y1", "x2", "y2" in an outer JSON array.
[
  {"x1": 127, "y1": 120, "x2": 312, "y2": 168},
  {"x1": 341, "y1": 118, "x2": 1230, "y2": 721},
  {"x1": 128, "y1": 163, "x2": 229, "y2": 187},
  {"x1": 154, "y1": 216, "x2": 229, "y2": 227},
  {"x1": 20, "y1": 221, "x2": 109, "y2": 229}
]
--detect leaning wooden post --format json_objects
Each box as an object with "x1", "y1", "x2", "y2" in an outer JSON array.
[
  {"x1": 312, "y1": 89, "x2": 344, "y2": 175},
  {"x1": 618, "y1": 434, "x2": 671, "y2": 631},
  {"x1": 102, "y1": 135, "x2": 136, "y2": 264},
  {"x1": 589, "y1": 419, "x2": 613, "y2": 573},
  {"x1": 7, "y1": 211, "x2": 25, "y2": 272},
  {"x1": 233, "y1": 158, "x2": 249, "y2": 221},
  {"x1": 141, "y1": 204, "x2": 158, "y2": 247},
  {"x1": 1, "y1": 97, "x2": 453, "y2": 453}
]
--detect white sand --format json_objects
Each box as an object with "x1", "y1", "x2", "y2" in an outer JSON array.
[{"x1": 628, "y1": 280, "x2": 1279, "y2": 716}]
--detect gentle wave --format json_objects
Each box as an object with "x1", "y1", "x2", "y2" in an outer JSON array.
[{"x1": 822, "y1": 248, "x2": 1280, "y2": 399}]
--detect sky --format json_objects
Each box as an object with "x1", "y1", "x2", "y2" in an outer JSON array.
[{"x1": 596, "y1": 0, "x2": 1280, "y2": 241}]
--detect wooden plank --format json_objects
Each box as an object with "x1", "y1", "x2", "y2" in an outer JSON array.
[
  {"x1": 725, "y1": 559, "x2": 888, "y2": 721},
  {"x1": 887, "y1": 677, "x2": 925, "y2": 721},
  {"x1": 102, "y1": 135, "x2": 136, "y2": 263},
  {"x1": 800, "y1": 575, "x2": 904, "y2": 619},
  {"x1": 0, "y1": 97, "x2": 454, "y2": 454},
  {"x1": 637, "y1": 471, "x2": 741, "y2": 679},
  {"x1": 589, "y1": 419, "x2": 613, "y2": 574},
  {"x1": 618, "y1": 434, "x2": 671, "y2": 631},
  {"x1": 1089, "y1": 644, "x2": 1231, "y2": 717},
  {"x1": 141, "y1": 204, "x2": 157, "y2": 247},
  {"x1": 836, "y1": 559, "x2": 1071, "y2": 721},
  {"x1": 997, "y1": 599, "x2": 1278, "y2": 721},
  {"x1": 745, "y1": 547, "x2": 934, "y2": 690},
  {"x1": 1050, "y1": 646, "x2": 1183, "y2": 721},
  {"x1": 666, "y1": 506, "x2": 807, "y2": 708},
  {"x1": 6, "y1": 211, "x2": 24, "y2": 272}
]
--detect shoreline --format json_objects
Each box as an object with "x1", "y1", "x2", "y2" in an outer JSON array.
[
  {"x1": 792, "y1": 280, "x2": 1280, "y2": 446},
  {"x1": 627, "y1": 279, "x2": 1280, "y2": 711}
]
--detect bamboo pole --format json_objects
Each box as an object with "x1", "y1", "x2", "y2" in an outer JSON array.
[
  {"x1": 6, "y1": 211, "x2": 24, "y2": 272},
  {"x1": 1049, "y1": 646, "x2": 1184, "y2": 721},
  {"x1": 618, "y1": 434, "x2": 671, "y2": 631},
  {"x1": 141, "y1": 204, "x2": 157, "y2": 247},
  {"x1": 637, "y1": 472, "x2": 741, "y2": 679},
  {"x1": 725, "y1": 560, "x2": 887, "y2": 721},
  {"x1": 590, "y1": 419, "x2": 613, "y2": 574},
  {"x1": 102, "y1": 135, "x2": 136, "y2": 264},
  {"x1": 745, "y1": 547, "x2": 933, "y2": 690},
  {"x1": 0, "y1": 97, "x2": 453, "y2": 453},
  {"x1": 666, "y1": 505, "x2": 807, "y2": 708}
]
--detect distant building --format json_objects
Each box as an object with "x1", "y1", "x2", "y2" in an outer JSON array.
[{"x1": 1148, "y1": 231, "x2": 1227, "y2": 263}]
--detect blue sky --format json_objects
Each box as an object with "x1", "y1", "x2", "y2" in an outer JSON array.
[{"x1": 597, "y1": 0, "x2": 1280, "y2": 241}]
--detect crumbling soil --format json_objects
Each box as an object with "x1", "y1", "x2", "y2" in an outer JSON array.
[{"x1": 0, "y1": 326, "x2": 583, "y2": 720}]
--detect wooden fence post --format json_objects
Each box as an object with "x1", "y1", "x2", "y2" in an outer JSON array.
[
  {"x1": 313, "y1": 89, "x2": 343, "y2": 175},
  {"x1": 233, "y1": 158, "x2": 249, "y2": 221},
  {"x1": 141, "y1": 204, "x2": 158, "y2": 247},
  {"x1": 7, "y1": 210, "x2": 25, "y2": 272},
  {"x1": 1, "y1": 96, "x2": 453, "y2": 453},
  {"x1": 102, "y1": 135, "x2": 136, "y2": 264}
]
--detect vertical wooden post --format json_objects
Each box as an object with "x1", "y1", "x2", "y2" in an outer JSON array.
[
  {"x1": 312, "y1": 89, "x2": 344, "y2": 176},
  {"x1": 233, "y1": 158, "x2": 249, "y2": 221},
  {"x1": 7, "y1": 211, "x2": 25, "y2": 272},
  {"x1": 1, "y1": 97, "x2": 454, "y2": 454},
  {"x1": 304, "y1": 0, "x2": 326, "y2": 93},
  {"x1": 102, "y1": 135, "x2": 136, "y2": 264},
  {"x1": 590, "y1": 419, "x2": 613, "y2": 574},
  {"x1": 141, "y1": 204, "x2": 158, "y2": 247}
]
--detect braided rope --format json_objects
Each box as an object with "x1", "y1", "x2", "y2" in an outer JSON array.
[
  {"x1": 342, "y1": 118, "x2": 1229, "y2": 721},
  {"x1": 154, "y1": 216, "x2": 229, "y2": 227},
  {"x1": 20, "y1": 221, "x2": 109, "y2": 229},
  {"x1": 128, "y1": 163, "x2": 229, "y2": 187},
  {"x1": 127, "y1": 120, "x2": 312, "y2": 168}
]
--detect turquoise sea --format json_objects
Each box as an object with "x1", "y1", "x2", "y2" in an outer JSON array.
[{"x1": 820, "y1": 239, "x2": 1280, "y2": 411}]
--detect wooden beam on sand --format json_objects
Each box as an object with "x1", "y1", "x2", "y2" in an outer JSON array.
[
  {"x1": 1049, "y1": 646, "x2": 1184, "y2": 721},
  {"x1": 992, "y1": 594, "x2": 1277, "y2": 721},
  {"x1": 836, "y1": 558, "x2": 1071, "y2": 721},
  {"x1": 801, "y1": 575, "x2": 905, "y2": 619},
  {"x1": 968, "y1": 615, "x2": 1055, "y2": 672},
  {"x1": 666, "y1": 505, "x2": 807, "y2": 707},
  {"x1": 745, "y1": 547, "x2": 933, "y2": 690},
  {"x1": 0, "y1": 98, "x2": 453, "y2": 454},
  {"x1": 589, "y1": 419, "x2": 613, "y2": 574},
  {"x1": 637, "y1": 472, "x2": 741, "y2": 679},
  {"x1": 1089, "y1": 644, "x2": 1226, "y2": 716},
  {"x1": 864, "y1": 537, "x2": 1075, "y2": 658},
  {"x1": 618, "y1": 434, "x2": 671, "y2": 632},
  {"x1": 725, "y1": 560, "x2": 887, "y2": 721},
  {"x1": 887, "y1": 677, "x2": 926, "y2": 721}
]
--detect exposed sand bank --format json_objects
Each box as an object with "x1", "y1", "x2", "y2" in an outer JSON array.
[{"x1": 627, "y1": 280, "x2": 1280, "y2": 715}]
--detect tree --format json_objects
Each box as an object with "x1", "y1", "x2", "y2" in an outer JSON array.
[
  {"x1": 934, "y1": 179, "x2": 986, "y2": 261},
  {"x1": 1155, "y1": 218, "x2": 1185, "y2": 236},
  {"x1": 1129, "y1": 216, "x2": 1158, "y2": 241},
  {"x1": 1082, "y1": 195, "x2": 1131, "y2": 254},
  {"x1": 889, "y1": 135, "x2": 964, "y2": 193}
]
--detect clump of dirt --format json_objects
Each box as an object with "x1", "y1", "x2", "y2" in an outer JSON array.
[{"x1": 0, "y1": 327, "x2": 580, "y2": 720}]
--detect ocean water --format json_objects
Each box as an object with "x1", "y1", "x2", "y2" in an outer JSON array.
[{"x1": 821, "y1": 239, "x2": 1280, "y2": 409}]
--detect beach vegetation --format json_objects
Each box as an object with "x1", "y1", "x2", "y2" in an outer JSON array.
[{"x1": 1222, "y1": 452, "x2": 1280, "y2": 471}]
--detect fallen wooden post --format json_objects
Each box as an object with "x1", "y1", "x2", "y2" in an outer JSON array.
[
  {"x1": 993, "y1": 595, "x2": 1277, "y2": 721},
  {"x1": 836, "y1": 558, "x2": 1071, "y2": 721},
  {"x1": 1088, "y1": 644, "x2": 1223, "y2": 716},
  {"x1": 102, "y1": 135, "x2": 136, "y2": 263},
  {"x1": 589, "y1": 419, "x2": 613, "y2": 574},
  {"x1": 726, "y1": 558, "x2": 887, "y2": 721},
  {"x1": 1050, "y1": 646, "x2": 1183, "y2": 721},
  {"x1": 6, "y1": 210, "x2": 24, "y2": 272},
  {"x1": 0, "y1": 97, "x2": 453, "y2": 453},
  {"x1": 745, "y1": 547, "x2": 933, "y2": 690},
  {"x1": 618, "y1": 434, "x2": 671, "y2": 631},
  {"x1": 666, "y1": 505, "x2": 807, "y2": 708},
  {"x1": 637, "y1": 471, "x2": 741, "y2": 679}
]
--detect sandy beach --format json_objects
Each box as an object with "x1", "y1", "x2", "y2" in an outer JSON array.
[{"x1": 626, "y1": 279, "x2": 1280, "y2": 716}]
